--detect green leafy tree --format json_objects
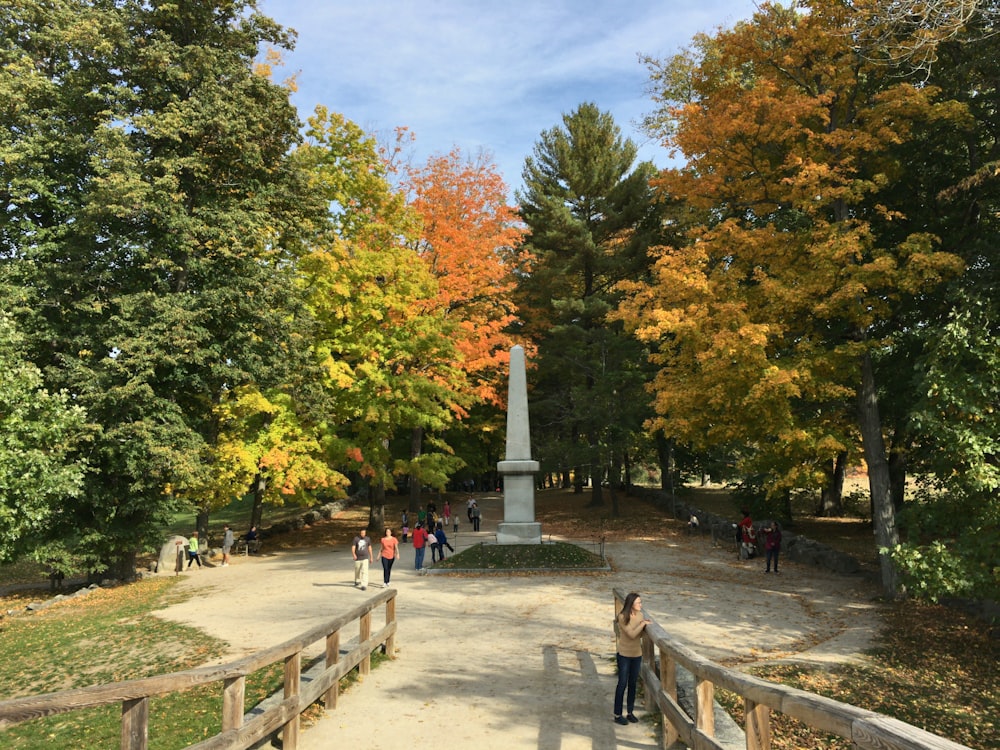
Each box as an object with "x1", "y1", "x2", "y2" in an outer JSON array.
[
  {"x1": 296, "y1": 109, "x2": 468, "y2": 530},
  {"x1": 516, "y1": 102, "x2": 663, "y2": 512},
  {"x1": 0, "y1": 313, "x2": 90, "y2": 568},
  {"x1": 0, "y1": 0, "x2": 323, "y2": 576}
]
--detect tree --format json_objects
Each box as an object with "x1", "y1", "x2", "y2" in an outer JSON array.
[
  {"x1": 0, "y1": 312, "x2": 89, "y2": 568},
  {"x1": 403, "y1": 148, "x2": 526, "y2": 508},
  {"x1": 297, "y1": 109, "x2": 468, "y2": 532},
  {"x1": 515, "y1": 103, "x2": 664, "y2": 511},
  {"x1": 1, "y1": 0, "x2": 323, "y2": 577},
  {"x1": 625, "y1": 0, "x2": 968, "y2": 596},
  {"x1": 846, "y1": 0, "x2": 1000, "y2": 74}
]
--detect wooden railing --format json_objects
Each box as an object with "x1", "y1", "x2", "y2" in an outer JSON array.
[
  {"x1": 612, "y1": 587, "x2": 970, "y2": 750},
  {"x1": 0, "y1": 588, "x2": 397, "y2": 750}
]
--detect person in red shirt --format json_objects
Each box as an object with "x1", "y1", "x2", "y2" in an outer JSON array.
[
  {"x1": 412, "y1": 523, "x2": 430, "y2": 571},
  {"x1": 737, "y1": 509, "x2": 756, "y2": 559}
]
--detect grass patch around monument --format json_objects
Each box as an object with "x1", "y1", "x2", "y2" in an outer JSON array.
[
  {"x1": 432, "y1": 540, "x2": 606, "y2": 571},
  {"x1": 0, "y1": 578, "x2": 374, "y2": 749}
]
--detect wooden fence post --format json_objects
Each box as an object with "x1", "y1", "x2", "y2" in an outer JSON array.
[
  {"x1": 385, "y1": 597, "x2": 397, "y2": 658},
  {"x1": 282, "y1": 652, "x2": 301, "y2": 750},
  {"x1": 120, "y1": 696, "x2": 148, "y2": 750},
  {"x1": 660, "y1": 650, "x2": 679, "y2": 749},
  {"x1": 642, "y1": 635, "x2": 656, "y2": 711},
  {"x1": 695, "y1": 677, "x2": 716, "y2": 738},
  {"x1": 222, "y1": 675, "x2": 245, "y2": 731},
  {"x1": 325, "y1": 629, "x2": 341, "y2": 708},
  {"x1": 360, "y1": 611, "x2": 372, "y2": 676},
  {"x1": 746, "y1": 698, "x2": 772, "y2": 750}
]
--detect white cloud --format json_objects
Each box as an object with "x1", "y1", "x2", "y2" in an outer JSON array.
[{"x1": 258, "y1": 0, "x2": 759, "y2": 193}]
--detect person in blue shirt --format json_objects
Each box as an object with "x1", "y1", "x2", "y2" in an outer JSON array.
[{"x1": 432, "y1": 523, "x2": 454, "y2": 562}]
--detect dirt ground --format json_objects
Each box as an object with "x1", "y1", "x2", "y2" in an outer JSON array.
[{"x1": 156, "y1": 492, "x2": 883, "y2": 750}]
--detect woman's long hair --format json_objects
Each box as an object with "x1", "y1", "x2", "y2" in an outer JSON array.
[{"x1": 619, "y1": 592, "x2": 640, "y2": 625}]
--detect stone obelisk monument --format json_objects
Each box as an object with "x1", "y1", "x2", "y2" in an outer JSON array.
[{"x1": 496, "y1": 345, "x2": 542, "y2": 545}]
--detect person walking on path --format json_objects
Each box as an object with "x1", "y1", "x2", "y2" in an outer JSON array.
[
  {"x1": 430, "y1": 524, "x2": 443, "y2": 563},
  {"x1": 466, "y1": 496, "x2": 474, "y2": 524},
  {"x1": 187, "y1": 532, "x2": 203, "y2": 569},
  {"x1": 377, "y1": 528, "x2": 400, "y2": 587},
  {"x1": 221, "y1": 524, "x2": 234, "y2": 567},
  {"x1": 471, "y1": 501, "x2": 482, "y2": 532},
  {"x1": 613, "y1": 592, "x2": 651, "y2": 726},
  {"x1": 433, "y1": 523, "x2": 454, "y2": 562},
  {"x1": 442, "y1": 500, "x2": 451, "y2": 529},
  {"x1": 763, "y1": 521, "x2": 782, "y2": 573},
  {"x1": 412, "y1": 523, "x2": 430, "y2": 571},
  {"x1": 352, "y1": 528, "x2": 373, "y2": 590}
]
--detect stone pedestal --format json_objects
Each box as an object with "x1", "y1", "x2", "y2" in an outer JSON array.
[{"x1": 497, "y1": 346, "x2": 542, "y2": 544}]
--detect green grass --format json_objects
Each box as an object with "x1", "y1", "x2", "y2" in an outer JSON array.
[
  {"x1": 0, "y1": 578, "x2": 369, "y2": 749},
  {"x1": 432, "y1": 541, "x2": 606, "y2": 570}
]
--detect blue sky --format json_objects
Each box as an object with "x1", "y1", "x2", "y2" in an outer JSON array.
[{"x1": 257, "y1": 0, "x2": 761, "y2": 195}]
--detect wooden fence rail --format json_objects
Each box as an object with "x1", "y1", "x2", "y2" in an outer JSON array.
[
  {"x1": 0, "y1": 588, "x2": 397, "y2": 750},
  {"x1": 612, "y1": 587, "x2": 971, "y2": 750}
]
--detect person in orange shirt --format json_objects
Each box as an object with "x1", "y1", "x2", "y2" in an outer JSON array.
[{"x1": 377, "y1": 528, "x2": 400, "y2": 587}]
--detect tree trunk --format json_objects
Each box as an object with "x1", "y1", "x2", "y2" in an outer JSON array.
[
  {"x1": 623, "y1": 450, "x2": 633, "y2": 494},
  {"x1": 196, "y1": 508, "x2": 210, "y2": 548},
  {"x1": 369, "y1": 481, "x2": 386, "y2": 538},
  {"x1": 108, "y1": 548, "x2": 138, "y2": 581},
  {"x1": 250, "y1": 471, "x2": 267, "y2": 530},
  {"x1": 857, "y1": 351, "x2": 902, "y2": 598},
  {"x1": 656, "y1": 434, "x2": 673, "y2": 491},
  {"x1": 888, "y1": 449, "x2": 907, "y2": 513},
  {"x1": 573, "y1": 464, "x2": 585, "y2": 494},
  {"x1": 818, "y1": 451, "x2": 847, "y2": 516},
  {"x1": 409, "y1": 427, "x2": 423, "y2": 512},
  {"x1": 609, "y1": 456, "x2": 622, "y2": 517}
]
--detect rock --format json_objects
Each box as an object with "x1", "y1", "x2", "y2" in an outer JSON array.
[{"x1": 157, "y1": 535, "x2": 189, "y2": 574}]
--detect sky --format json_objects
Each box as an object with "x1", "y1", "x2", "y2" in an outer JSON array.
[{"x1": 257, "y1": 0, "x2": 762, "y2": 196}]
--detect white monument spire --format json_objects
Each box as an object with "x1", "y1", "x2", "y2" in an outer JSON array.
[{"x1": 496, "y1": 345, "x2": 542, "y2": 544}]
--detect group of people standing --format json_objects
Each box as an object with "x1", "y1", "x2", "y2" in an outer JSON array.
[
  {"x1": 181, "y1": 523, "x2": 249, "y2": 570},
  {"x1": 737, "y1": 509, "x2": 782, "y2": 573}
]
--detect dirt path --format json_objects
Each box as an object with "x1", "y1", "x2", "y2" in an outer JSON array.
[{"x1": 155, "y1": 497, "x2": 883, "y2": 749}]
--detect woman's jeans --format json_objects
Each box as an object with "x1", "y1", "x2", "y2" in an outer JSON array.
[
  {"x1": 381, "y1": 556, "x2": 395, "y2": 585},
  {"x1": 614, "y1": 653, "x2": 642, "y2": 715}
]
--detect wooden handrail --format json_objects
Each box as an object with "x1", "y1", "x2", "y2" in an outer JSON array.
[
  {"x1": 0, "y1": 588, "x2": 398, "y2": 750},
  {"x1": 611, "y1": 587, "x2": 971, "y2": 750}
]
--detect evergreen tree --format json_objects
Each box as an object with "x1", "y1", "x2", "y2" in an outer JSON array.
[{"x1": 516, "y1": 103, "x2": 662, "y2": 510}]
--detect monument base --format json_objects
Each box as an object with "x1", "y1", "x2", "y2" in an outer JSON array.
[{"x1": 496, "y1": 522, "x2": 543, "y2": 545}]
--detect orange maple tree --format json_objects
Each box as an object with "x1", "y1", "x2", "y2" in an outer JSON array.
[{"x1": 404, "y1": 149, "x2": 529, "y2": 407}]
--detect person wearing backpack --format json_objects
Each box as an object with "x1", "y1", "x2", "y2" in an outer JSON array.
[{"x1": 352, "y1": 528, "x2": 373, "y2": 590}]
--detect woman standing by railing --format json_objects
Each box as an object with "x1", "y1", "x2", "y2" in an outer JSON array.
[{"x1": 613, "y1": 592, "x2": 652, "y2": 726}]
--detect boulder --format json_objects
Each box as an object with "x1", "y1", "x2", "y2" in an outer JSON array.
[{"x1": 157, "y1": 536, "x2": 189, "y2": 574}]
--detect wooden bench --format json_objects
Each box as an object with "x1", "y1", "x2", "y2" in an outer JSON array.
[{"x1": 235, "y1": 538, "x2": 262, "y2": 556}]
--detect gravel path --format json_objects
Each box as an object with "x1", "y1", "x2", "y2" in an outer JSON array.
[{"x1": 155, "y1": 498, "x2": 883, "y2": 749}]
